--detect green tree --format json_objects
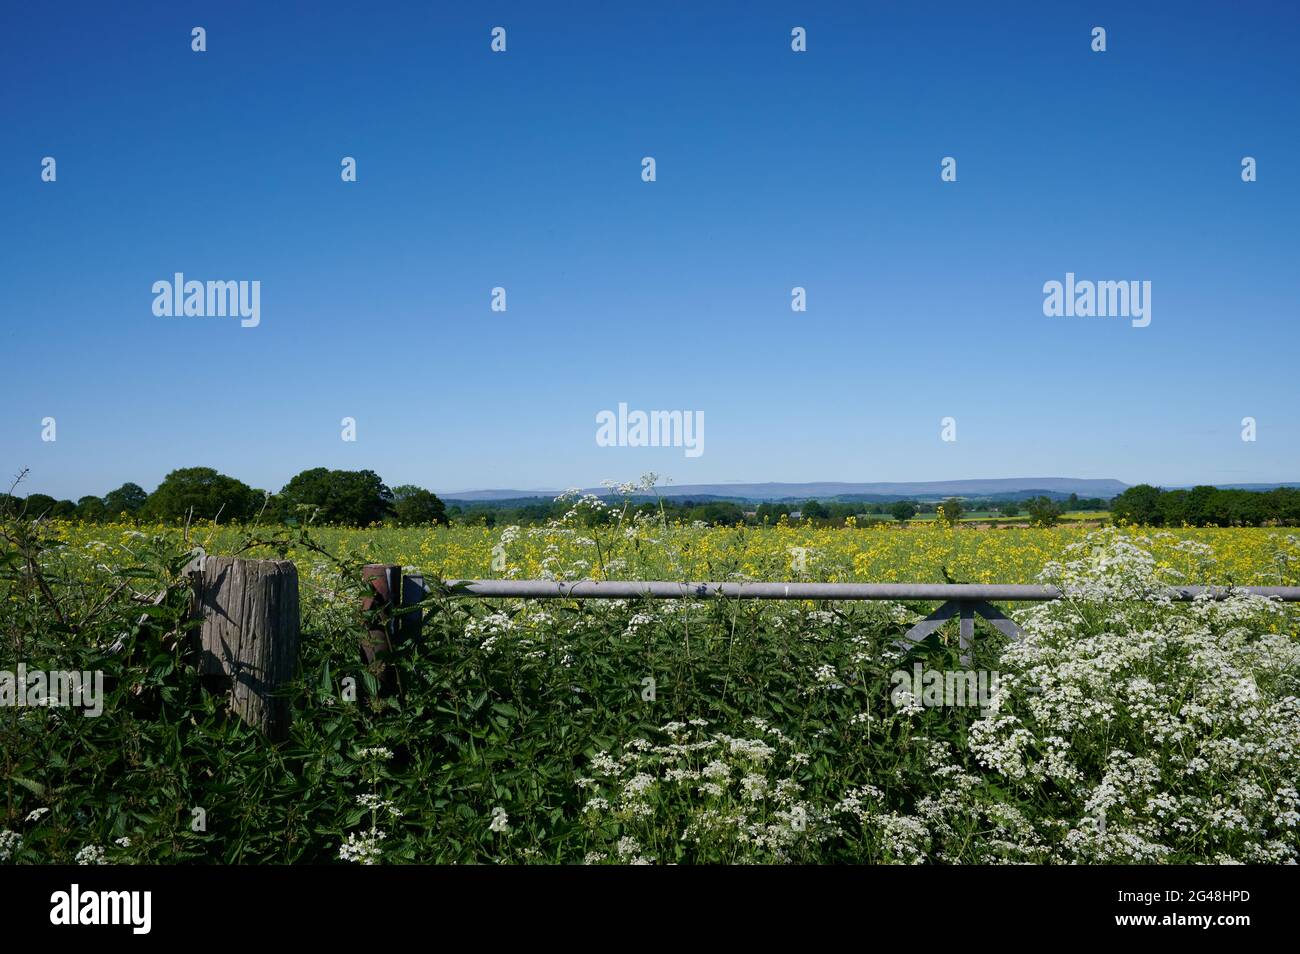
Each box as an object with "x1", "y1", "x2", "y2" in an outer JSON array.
[
  {"x1": 103, "y1": 482, "x2": 149, "y2": 517},
  {"x1": 279, "y1": 468, "x2": 393, "y2": 526},
  {"x1": 1024, "y1": 495, "x2": 1063, "y2": 527},
  {"x1": 20, "y1": 493, "x2": 58, "y2": 517},
  {"x1": 76, "y1": 496, "x2": 107, "y2": 521},
  {"x1": 938, "y1": 497, "x2": 964, "y2": 525},
  {"x1": 1185, "y1": 485, "x2": 1216, "y2": 526},
  {"x1": 690, "y1": 501, "x2": 745, "y2": 525},
  {"x1": 755, "y1": 502, "x2": 792, "y2": 523},
  {"x1": 888, "y1": 500, "x2": 917, "y2": 523},
  {"x1": 143, "y1": 467, "x2": 260, "y2": 522},
  {"x1": 1270, "y1": 487, "x2": 1300, "y2": 525},
  {"x1": 801, "y1": 500, "x2": 829, "y2": 520},
  {"x1": 1159, "y1": 489, "x2": 1190, "y2": 527},
  {"x1": 999, "y1": 501, "x2": 1020, "y2": 517},
  {"x1": 391, "y1": 485, "x2": 448, "y2": 526},
  {"x1": 1110, "y1": 484, "x2": 1164, "y2": 525}
]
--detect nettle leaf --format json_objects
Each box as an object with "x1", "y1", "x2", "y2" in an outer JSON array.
[{"x1": 12, "y1": 776, "x2": 47, "y2": 797}]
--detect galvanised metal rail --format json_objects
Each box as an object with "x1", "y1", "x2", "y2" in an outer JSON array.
[
  {"x1": 443, "y1": 580, "x2": 1300, "y2": 602},
  {"x1": 440, "y1": 579, "x2": 1300, "y2": 665}
]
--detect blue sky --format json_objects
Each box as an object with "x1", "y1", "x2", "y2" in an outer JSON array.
[{"x1": 3, "y1": 0, "x2": 1298, "y2": 500}]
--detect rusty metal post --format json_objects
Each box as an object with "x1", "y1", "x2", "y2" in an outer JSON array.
[{"x1": 362, "y1": 564, "x2": 400, "y2": 693}]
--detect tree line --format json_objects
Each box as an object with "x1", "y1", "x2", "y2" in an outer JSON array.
[
  {"x1": 1110, "y1": 484, "x2": 1300, "y2": 527},
  {"x1": 11, "y1": 468, "x2": 1298, "y2": 529},
  {"x1": 9, "y1": 470, "x2": 1089, "y2": 529},
  {"x1": 449, "y1": 493, "x2": 1100, "y2": 528},
  {"x1": 6, "y1": 466, "x2": 447, "y2": 527}
]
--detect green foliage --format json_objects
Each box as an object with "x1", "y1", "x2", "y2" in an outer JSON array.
[
  {"x1": 76, "y1": 496, "x2": 107, "y2": 521},
  {"x1": 390, "y1": 486, "x2": 448, "y2": 527},
  {"x1": 683, "y1": 501, "x2": 746, "y2": 525},
  {"x1": 103, "y1": 482, "x2": 148, "y2": 517},
  {"x1": 1110, "y1": 484, "x2": 1163, "y2": 525},
  {"x1": 1024, "y1": 496, "x2": 1063, "y2": 527},
  {"x1": 1111, "y1": 483, "x2": 1300, "y2": 527},
  {"x1": 19, "y1": 494, "x2": 57, "y2": 518},
  {"x1": 143, "y1": 467, "x2": 261, "y2": 523},
  {"x1": 938, "y1": 498, "x2": 964, "y2": 525},
  {"x1": 49, "y1": 500, "x2": 77, "y2": 519},
  {"x1": 889, "y1": 500, "x2": 917, "y2": 523},
  {"x1": 754, "y1": 502, "x2": 792, "y2": 524},
  {"x1": 280, "y1": 468, "x2": 393, "y2": 526}
]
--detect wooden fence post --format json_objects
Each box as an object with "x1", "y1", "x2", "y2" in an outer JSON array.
[{"x1": 192, "y1": 556, "x2": 300, "y2": 740}]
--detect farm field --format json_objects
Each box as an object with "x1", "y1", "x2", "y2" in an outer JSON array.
[
  {"x1": 910, "y1": 510, "x2": 1111, "y2": 526},
  {"x1": 39, "y1": 518, "x2": 1300, "y2": 588},
  {"x1": 3, "y1": 510, "x2": 1299, "y2": 865}
]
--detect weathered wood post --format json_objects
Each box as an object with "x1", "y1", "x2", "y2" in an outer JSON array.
[{"x1": 192, "y1": 556, "x2": 300, "y2": 740}]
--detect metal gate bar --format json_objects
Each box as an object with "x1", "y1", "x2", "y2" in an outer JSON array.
[
  {"x1": 442, "y1": 580, "x2": 1300, "y2": 602},
  {"x1": 438, "y1": 579, "x2": 1300, "y2": 667}
]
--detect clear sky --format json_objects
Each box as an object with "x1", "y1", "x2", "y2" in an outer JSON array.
[{"x1": 3, "y1": 1, "x2": 1297, "y2": 500}]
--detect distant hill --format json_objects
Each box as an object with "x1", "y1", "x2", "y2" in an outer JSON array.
[{"x1": 440, "y1": 477, "x2": 1131, "y2": 504}]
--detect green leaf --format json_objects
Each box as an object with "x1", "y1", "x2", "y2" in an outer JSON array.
[{"x1": 12, "y1": 776, "x2": 46, "y2": 797}]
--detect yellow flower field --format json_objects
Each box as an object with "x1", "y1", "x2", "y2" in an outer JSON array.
[{"x1": 44, "y1": 519, "x2": 1300, "y2": 587}]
